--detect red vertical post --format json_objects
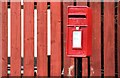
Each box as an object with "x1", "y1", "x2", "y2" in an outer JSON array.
[
  {"x1": 2, "y1": 2, "x2": 8, "y2": 77},
  {"x1": 90, "y1": 2, "x2": 101, "y2": 76},
  {"x1": 50, "y1": 2, "x2": 61, "y2": 76},
  {"x1": 10, "y1": 2, "x2": 21, "y2": 76},
  {"x1": 76, "y1": 1, "x2": 88, "y2": 77},
  {"x1": 0, "y1": 3, "x2": 1, "y2": 78},
  {"x1": 24, "y1": 2, "x2": 34, "y2": 76},
  {"x1": 104, "y1": 2, "x2": 115, "y2": 76},
  {"x1": 63, "y1": 1, "x2": 75, "y2": 76},
  {"x1": 117, "y1": 1, "x2": 120, "y2": 78},
  {"x1": 37, "y1": 2, "x2": 47, "y2": 76}
]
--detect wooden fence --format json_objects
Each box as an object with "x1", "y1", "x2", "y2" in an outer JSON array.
[{"x1": 0, "y1": 1, "x2": 120, "y2": 77}]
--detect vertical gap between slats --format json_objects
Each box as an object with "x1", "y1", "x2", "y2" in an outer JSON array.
[
  {"x1": 101, "y1": 1, "x2": 104, "y2": 77},
  {"x1": 47, "y1": 2, "x2": 51, "y2": 77},
  {"x1": 8, "y1": 2, "x2": 11, "y2": 75},
  {"x1": 117, "y1": 1, "x2": 120, "y2": 78},
  {"x1": 115, "y1": 1, "x2": 118, "y2": 78},
  {"x1": 87, "y1": 0, "x2": 89, "y2": 7},
  {"x1": 34, "y1": 2, "x2": 37, "y2": 76},
  {"x1": 61, "y1": 2, "x2": 64, "y2": 77},
  {"x1": 21, "y1": 0, "x2": 24, "y2": 75},
  {"x1": 74, "y1": 0, "x2": 76, "y2": 6}
]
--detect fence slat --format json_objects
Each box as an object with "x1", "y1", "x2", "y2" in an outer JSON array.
[
  {"x1": 104, "y1": 2, "x2": 115, "y2": 76},
  {"x1": 24, "y1": 2, "x2": 34, "y2": 76},
  {"x1": 76, "y1": 1, "x2": 88, "y2": 77},
  {"x1": 0, "y1": 1, "x2": 1, "y2": 78},
  {"x1": 2, "y1": 2, "x2": 8, "y2": 76},
  {"x1": 76, "y1": 2, "x2": 87, "y2": 6},
  {"x1": 117, "y1": 1, "x2": 120, "y2": 78},
  {"x1": 37, "y1": 2, "x2": 47, "y2": 76},
  {"x1": 50, "y1": 2, "x2": 61, "y2": 76},
  {"x1": 10, "y1": 2, "x2": 21, "y2": 76},
  {"x1": 90, "y1": 2, "x2": 101, "y2": 76},
  {"x1": 63, "y1": 1, "x2": 75, "y2": 76}
]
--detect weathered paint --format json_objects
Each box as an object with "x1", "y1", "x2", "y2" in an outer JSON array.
[
  {"x1": 24, "y1": 2, "x2": 34, "y2": 76},
  {"x1": 37, "y1": 2, "x2": 47, "y2": 76},
  {"x1": 50, "y1": 2, "x2": 62, "y2": 76},
  {"x1": 11, "y1": 2, "x2": 21, "y2": 76},
  {"x1": 0, "y1": 0, "x2": 2, "y2": 77},
  {"x1": 2, "y1": 2, "x2": 8, "y2": 76},
  {"x1": 90, "y1": 2, "x2": 101, "y2": 76},
  {"x1": 104, "y1": 2, "x2": 115, "y2": 76}
]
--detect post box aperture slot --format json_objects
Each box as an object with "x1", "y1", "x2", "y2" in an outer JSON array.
[
  {"x1": 72, "y1": 30, "x2": 82, "y2": 49},
  {"x1": 69, "y1": 15, "x2": 86, "y2": 18}
]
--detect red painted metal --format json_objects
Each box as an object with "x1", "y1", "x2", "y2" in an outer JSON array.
[{"x1": 66, "y1": 6, "x2": 92, "y2": 57}]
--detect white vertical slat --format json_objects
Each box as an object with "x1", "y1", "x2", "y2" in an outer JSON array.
[
  {"x1": 8, "y1": 8, "x2": 11, "y2": 57},
  {"x1": 8, "y1": 8, "x2": 11, "y2": 74},
  {"x1": 34, "y1": 9, "x2": 37, "y2": 57},
  {"x1": 47, "y1": 9, "x2": 51, "y2": 55},
  {"x1": 21, "y1": 9, "x2": 24, "y2": 57}
]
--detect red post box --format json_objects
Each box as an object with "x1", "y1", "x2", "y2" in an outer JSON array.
[{"x1": 66, "y1": 6, "x2": 92, "y2": 57}]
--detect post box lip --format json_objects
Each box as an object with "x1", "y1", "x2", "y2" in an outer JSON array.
[
  {"x1": 66, "y1": 54, "x2": 87, "y2": 57},
  {"x1": 68, "y1": 13, "x2": 87, "y2": 15},
  {"x1": 67, "y1": 25, "x2": 88, "y2": 27},
  {"x1": 67, "y1": 6, "x2": 88, "y2": 8}
]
